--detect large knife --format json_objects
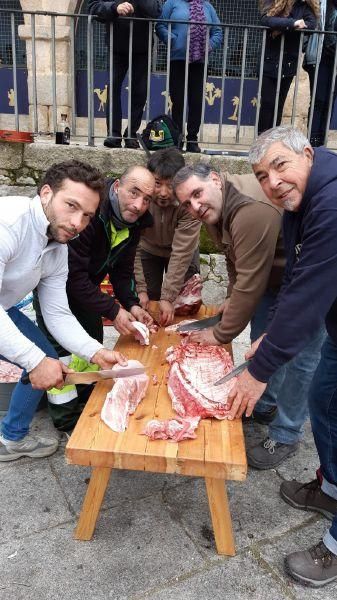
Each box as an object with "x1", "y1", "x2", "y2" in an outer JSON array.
[
  {"x1": 21, "y1": 364, "x2": 146, "y2": 386},
  {"x1": 177, "y1": 313, "x2": 222, "y2": 332},
  {"x1": 214, "y1": 360, "x2": 250, "y2": 386}
]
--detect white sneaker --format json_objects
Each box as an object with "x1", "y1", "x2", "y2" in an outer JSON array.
[{"x1": 0, "y1": 433, "x2": 59, "y2": 461}]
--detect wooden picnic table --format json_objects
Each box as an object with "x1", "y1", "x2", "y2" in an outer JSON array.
[{"x1": 66, "y1": 303, "x2": 247, "y2": 556}]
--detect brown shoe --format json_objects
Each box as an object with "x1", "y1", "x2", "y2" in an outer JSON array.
[
  {"x1": 280, "y1": 478, "x2": 337, "y2": 520},
  {"x1": 285, "y1": 540, "x2": 337, "y2": 587}
]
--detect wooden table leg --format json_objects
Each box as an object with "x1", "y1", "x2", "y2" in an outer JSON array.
[
  {"x1": 74, "y1": 467, "x2": 112, "y2": 541},
  {"x1": 205, "y1": 477, "x2": 235, "y2": 556}
]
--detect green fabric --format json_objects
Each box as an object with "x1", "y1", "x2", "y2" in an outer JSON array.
[
  {"x1": 48, "y1": 354, "x2": 99, "y2": 396},
  {"x1": 110, "y1": 221, "x2": 129, "y2": 248}
]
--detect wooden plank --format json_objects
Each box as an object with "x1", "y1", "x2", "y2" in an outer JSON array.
[
  {"x1": 74, "y1": 466, "x2": 112, "y2": 540},
  {"x1": 205, "y1": 477, "x2": 235, "y2": 556}
]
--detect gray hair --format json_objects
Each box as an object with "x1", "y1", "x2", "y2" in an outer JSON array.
[
  {"x1": 172, "y1": 162, "x2": 219, "y2": 192},
  {"x1": 249, "y1": 126, "x2": 311, "y2": 165}
]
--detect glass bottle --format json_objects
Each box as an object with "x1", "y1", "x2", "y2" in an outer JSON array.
[{"x1": 55, "y1": 113, "x2": 71, "y2": 145}]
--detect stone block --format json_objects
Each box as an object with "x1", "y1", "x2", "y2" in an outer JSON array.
[
  {"x1": 0, "y1": 141, "x2": 23, "y2": 169},
  {"x1": 24, "y1": 142, "x2": 114, "y2": 173},
  {"x1": 0, "y1": 174, "x2": 11, "y2": 185}
]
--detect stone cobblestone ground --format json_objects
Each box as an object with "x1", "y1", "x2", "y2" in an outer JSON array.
[{"x1": 0, "y1": 189, "x2": 336, "y2": 599}]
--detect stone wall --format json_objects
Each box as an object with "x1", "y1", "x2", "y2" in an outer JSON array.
[{"x1": 0, "y1": 140, "x2": 252, "y2": 189}]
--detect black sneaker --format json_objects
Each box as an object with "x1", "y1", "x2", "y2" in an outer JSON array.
[
  {"x1": 104, "y1": 137, "x2": 122, "y2": 149},
  {"x1": 247, "y1": 437, "x2": 298, "y2": 469},
  {"x1": 124, "y1": 137, "x2": 139, "y2": 149},
  {"x1": 186, "y1": 141, "x2": 201, "y2": 153},
  {"x1": 285, "y1": 540, "x2": 337, "y2": 587},
  {"x1": 280, "y1": 478, "x2": 337, "y2": 520},
  {"x1": 243, "y1": 405, "x2": 278, "y2": 425}
]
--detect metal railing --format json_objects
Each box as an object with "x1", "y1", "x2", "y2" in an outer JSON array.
[{"x1": 1, "y1": 8, "x2": 337, "y2": 150}]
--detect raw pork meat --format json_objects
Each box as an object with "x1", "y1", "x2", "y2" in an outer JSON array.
[
  {"x1": 173, "y1": 274, "x2": 203, "y2": 316},
  {"x1": 0, "y1": 360, "x2": 23, "y2": 383},
  {"x1": 132, "y1": 321, "x2": 150, "y2": 345},
  {"x1": 166, "y1": 343, "x2": 236, "y2": 419},
  {"x1": 143, "y1": 416, "x2": 200, "y2": 442},
  {"x1": 101, "y1": 360, "x2": 149, "y2": 432}
]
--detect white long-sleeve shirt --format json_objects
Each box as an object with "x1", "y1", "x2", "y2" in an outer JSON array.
[{"x1": 0, "y1": 195, "x2": 103, "y2": 372}]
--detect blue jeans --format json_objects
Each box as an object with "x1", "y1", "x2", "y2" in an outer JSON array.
[
  {"x1": 308, "y1": 335, "x2": 337, "y2": 548},
  {"x1": 1, "y1": 307, "x2": 58, "y2": 441},
  {"x1": 250, "y1": 290, "x2": 326, "y2": 445}
]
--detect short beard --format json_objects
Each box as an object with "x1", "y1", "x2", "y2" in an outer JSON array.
[{"x1": 283, "y1": 199, "x2": 297, "y2": 211}]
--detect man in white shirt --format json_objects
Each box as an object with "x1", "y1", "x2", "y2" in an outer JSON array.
[{"x1": 0, "y1": 159, "x2": 126, "y2": 462}]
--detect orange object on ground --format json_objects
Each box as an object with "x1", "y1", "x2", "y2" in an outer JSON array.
[{"x1": 0, "y1": 130, "x2": 34, "y2": 143}]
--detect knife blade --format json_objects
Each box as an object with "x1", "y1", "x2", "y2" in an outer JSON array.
[
  {"x1": 177, "y1": 313, "x2": 222, "y2": 332},
  {"x1": 21, "y1": 365, "x2": 146, "y2": 386},
  {"x1": 214, "y1": 360, "x2": 251, "y2": 386}
]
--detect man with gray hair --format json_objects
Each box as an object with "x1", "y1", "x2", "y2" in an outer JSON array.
[
  {"x1": 173, "y1": 161, "x2": 324, "y2": 470},
  {"x1": 226, "y1": 125, "x2": 337, "y2": 587}
]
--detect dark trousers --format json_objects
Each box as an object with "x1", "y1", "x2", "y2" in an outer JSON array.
[
  {"x1": 140, "y1": 248, "x2": 200, "y2": 300},
  {"x1": 306, "y1": 53, "x2": 337, "y2": 147},
  {"x1": 169, "y1": 61, "x2": 204, "y2": 142},
  {"x1": 258, "y1": 75, "x2": 293, "y2": 134},
  {"x1": 106, "y1": 52, "x2": 149, "y2": 139}
]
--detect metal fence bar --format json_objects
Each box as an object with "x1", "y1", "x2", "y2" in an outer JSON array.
[
  {"x1": 51, "y1": 15, "x2": 57, "y2": 133},
  {"x1": 87, "y1": 15, "x2": 94, "y2": 145},
  {"x1": 164, "y1": 23, "x2": 172, "y2": 115},
  {"x1": 272, "y1": 34, "x2": 284, "y2": 128},
  {"x1": 218, "y1": 26, "x2": 229, "y2": 144},
  {"x1": 145, "y1": 21, "x2": 153, "y2": 122},
  {"x1": 10, "y1": 12, "x2": 19, "y2": 131},
  {"x1": 31, "y1": 13, "x2": 38, "y2": 133},
  {"x1": 70, "y1": 16, "x2": 76, "y2": 135},
  {"x1": 127, "y1": 20, "x2": 133, "y2": 140},
  {"x1": 108, "y1": 22, "x2": 114, "y2": 138},
  {"x1": 307, "y1": 32, "x2": 324, "y2": 140},
  {"x1": 199, "y1": 26, "x2": 210, "y2": 143},
  {"x1": 182, "y1": 24, "x2": 191, "y2": 144},
  {"x1": 290, "y1": 32, "x2": 304, "y2": 126},
  {"x1": 324, "y1": 35, "x2": 337, "y2": 146},
  {"x1": 235, "y1": 26, "x2": 248, "y2": 144},
  {"x1": 254, "y1": 28, "x2": 266, "y2": 138}
]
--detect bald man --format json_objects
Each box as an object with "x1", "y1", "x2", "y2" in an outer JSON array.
[{"x1": 35, "y1": 165, "x2": 155, "y2": 430}]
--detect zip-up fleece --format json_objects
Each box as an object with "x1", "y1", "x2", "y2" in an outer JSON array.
[
  {"x1": 0, "y1": 195, "x2": 102, "y2": 372},
  {"x1": 134, "y1": 200, "x2": 201, "y2": 302},
  {"x1": 206, "y1": 173, "x2": 284, "y2": 344},
  {"x1": 67, "y1": 179, "x2": 153, "y2": 322},
  {"x1": 249, "y1": 146, "x2": 337, "y2": 383}
]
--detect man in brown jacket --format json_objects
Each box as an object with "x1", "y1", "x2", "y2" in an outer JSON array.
[
  {"x1": 173, "y1": 162, "x2": 325, "y2": 469},
  {"x1": 134, "y1": 148, "x2": 201, "y2": 326}
]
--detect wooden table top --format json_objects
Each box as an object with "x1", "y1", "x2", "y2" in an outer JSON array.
[{"x1": 66, "y1": 304, "x2": 247, "y2": 481}]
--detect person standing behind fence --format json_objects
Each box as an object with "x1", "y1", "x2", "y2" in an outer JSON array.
[
  {"x1": 156, "y1": 0, "x2": 223, "y2": 153},
  {"x1": 88, "y1": 0, "x2": 161, "y2": 149},
  {"x1": 303, "y1": 0, "x2": 337, "y2": 147},
  {"x1": 258, "y1": 0, "x2": 318, "y2": 134}
]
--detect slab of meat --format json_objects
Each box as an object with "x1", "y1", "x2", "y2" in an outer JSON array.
[
  {"x1": 166, "y1": 343, "x2": 236, "y2": 419},
  {"x1": 0, "y1": 360, "x2": 23, "y2": 383},
  {"x1": 101, "y1": 361, "x2": 149, "y2": 432},
  {"x1": 142, "y1": 416, "x2": 200, "y2": 442},
  {"x1": 174, "y1": 274, "x2": 203, "y2": 316},
  {"x1": 132, "y1": 321, "x2": 150, "y2": 345}
]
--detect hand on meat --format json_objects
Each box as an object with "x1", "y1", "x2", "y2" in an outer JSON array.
[
  {"x1": 225, "y1": 369, "x2": 267, "y2": 420},
  {"x1": 187, "y1": 328, "x2": 221, "y2": 346},
  {"x1": 91, "y1": 348, "x2": 128, "y2": 369},
  {"x1": 138, "y1": 291, "x2": 150, "y2": 310},
  {"x1": 245, "y1": 334, "x2": 266, "y2": 360},
  {"x1": 159, "y1": 299, "x2": 175, "y2": 326},
  {"x1": 130, "y1": 305, "x2": 154, "y2": 328},
  {"x1": 29, "y1": 357, "x2": 74, "y2": 390},
  {"x1": 113, "y1": 307, "x2": 137, "y2": 335}
]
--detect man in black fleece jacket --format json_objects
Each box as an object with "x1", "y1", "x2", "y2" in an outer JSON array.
[
  {"x1": 226, "y1": 126, "x2": 337, "y2": 587},
  {"x1": 88, "y1": 0, "x2": 161, "y2": 148}
]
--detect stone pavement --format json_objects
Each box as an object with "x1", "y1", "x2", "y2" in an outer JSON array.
[{"x1": 0, "y1": 210, "x2": 336, "y2": 599}]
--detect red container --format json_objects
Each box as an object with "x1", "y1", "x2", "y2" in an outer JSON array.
[{"x1": 0, "y1": 130, "x2": 34, "y2": 143}]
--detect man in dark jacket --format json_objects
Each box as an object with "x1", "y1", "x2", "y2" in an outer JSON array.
[
  {"x1": 88, "y1": 0, "x2": 161, "y2": 149},
  {"x1": 36, "y1": 165, "x2": 155, "y2": 430},
  {"x1": 226, "y1": 126, "x2": 337, "y2": 587}
]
